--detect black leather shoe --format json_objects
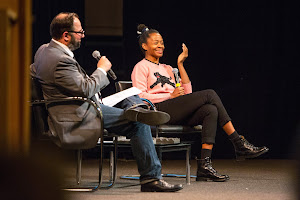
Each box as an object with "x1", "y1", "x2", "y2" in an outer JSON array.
[
  {"x1": 231, "y1": 135, "x2": 269, "y2": 161},
  {"x1": 196, "y1": 157, "x2": 229, "y2": 182},
  {"x1": 141, "y1": 179, "x2": 183, "y2": 192},
  {"x1": 124, "y1": 107, "x2": 170, "y2": 126}
]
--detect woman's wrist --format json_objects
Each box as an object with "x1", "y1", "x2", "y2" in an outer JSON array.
[{"x1": 177, "y1": 62, "x2": 184, "y2": 67}]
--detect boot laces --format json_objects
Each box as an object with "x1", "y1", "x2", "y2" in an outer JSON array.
[
  {"x1": 240, "y1": 136, "x2": 258, "y2": 150},
  {"x1": 207, "y1": 163, "x2": 218, "y2": 173},
  {"x1": 204, "y1": 158, "x2": 218, "y2": 173}
]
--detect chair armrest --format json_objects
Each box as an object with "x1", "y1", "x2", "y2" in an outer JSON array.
[
  {"x1": 30, "y1": 97, "x2": 103, "y2": 118},
  {"x1": 30, "y1": 97, "x2": 105, "y2": 149}
]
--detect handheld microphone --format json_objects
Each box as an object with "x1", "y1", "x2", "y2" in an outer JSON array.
[
  {"x1": 172, "y1": 68, "x2": 181, "y2": 87},
  {"x1": 92, "y1": 50, "x2": 117, "y2": 80}
]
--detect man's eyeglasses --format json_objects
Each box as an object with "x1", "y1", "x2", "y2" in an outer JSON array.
[{"x1": 68, "y1": 30, "x2": 85, "y2": 35}]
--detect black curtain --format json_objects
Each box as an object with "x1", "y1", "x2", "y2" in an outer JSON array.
[
  {"x1": 32, "y1": 0, "x2": 125, "y2": 97},
  {"x1": 32, "y1": 0, "x2": 85, "y2": 54},
  {"x1": 123, "y1": 0, "x2": 300, "y2": 158}
]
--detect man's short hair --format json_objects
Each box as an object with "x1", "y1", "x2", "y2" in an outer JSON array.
[{"x1": 50, "y1": 12, "x2": 79, "y2": 40}]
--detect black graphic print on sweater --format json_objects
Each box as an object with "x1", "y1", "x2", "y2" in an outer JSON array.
[{"x1": 150, "y1": 72, "x2": 175, "y2": 89}]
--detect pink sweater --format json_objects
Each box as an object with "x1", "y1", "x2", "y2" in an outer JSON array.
[{"x1": 131, "y1": 59, "x2": 192, "y2": 103}]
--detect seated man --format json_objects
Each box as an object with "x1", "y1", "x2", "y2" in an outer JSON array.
[{"x1": 31, "y1": 12, "x2": 183, "y2": 192}]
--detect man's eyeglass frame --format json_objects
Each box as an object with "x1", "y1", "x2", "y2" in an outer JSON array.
[{"x1": 67, "y1": 30, "x2": 85, "y2": 35}]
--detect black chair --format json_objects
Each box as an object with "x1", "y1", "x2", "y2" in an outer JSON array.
[
  {"x1": 30, "y1": 77, "x2": 117, "y2": 191},
  {"x1": 115, "y1": 81, "x2": 202, "y2": 184}
]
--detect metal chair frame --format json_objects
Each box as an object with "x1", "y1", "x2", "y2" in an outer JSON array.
[{"x1": 31, "y1": 83, "x2": 118, "y2": 192}]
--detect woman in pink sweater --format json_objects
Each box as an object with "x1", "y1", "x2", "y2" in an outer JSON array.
[{"x1": 131, "y1": 24, "x2": 269, "y2": 182}]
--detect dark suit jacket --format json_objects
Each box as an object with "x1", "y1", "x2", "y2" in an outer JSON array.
[{"x1": 31, "y1": 40, "x2": 110, "y2": 149}]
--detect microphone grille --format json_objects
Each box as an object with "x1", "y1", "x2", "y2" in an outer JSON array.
[
  {"x1": 172, "y1": 68, "x2": 179, "y2": 74},
  {"x1": 92, "y1": 50, "x2": 101, "y2": 58}
]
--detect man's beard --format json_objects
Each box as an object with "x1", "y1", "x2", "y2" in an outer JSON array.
[{"x1": 68, "y1": 34, "x2": 81, "y2": 51}]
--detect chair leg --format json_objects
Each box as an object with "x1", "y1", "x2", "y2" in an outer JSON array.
[
  {"x1": 61, "y1": 127, "x2": 107, "y2": 192},
  {"x1": 62, "y1": 148, "x2": 98, "y2": 192},
  {"x1": 111, "y1": 136, "x2": 118, "y2": 183},
  {"x1": 186, "y1": 146, "x2": 191, "y2": 185},
  {"x1": 158, "y1": 144, "x2": 195, "y2": 183},
  {"x1": 102, "y1": 136, "x2": 118, "y2": 189},
  {"x1": 109, "y1": 150, "x2": 114, "y2": 182},
  {"x1": 76, "y1": 149, "x2": 82, "y2": 185}
]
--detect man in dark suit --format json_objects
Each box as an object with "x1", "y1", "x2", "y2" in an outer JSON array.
[{"x1": 31, "y1": 12, "x2": 183, "y2": 192}]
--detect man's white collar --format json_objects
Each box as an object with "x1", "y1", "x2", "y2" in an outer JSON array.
[{"x1": 51, "y1": 38, "x2": 74, "y2": 58}]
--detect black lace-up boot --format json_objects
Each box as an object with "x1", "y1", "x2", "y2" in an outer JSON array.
[
  {"x1": 196, "y1": 157, "x2": 229, "y2": 182},
  {"x1": 230, "y1": 135, "x2": 269, "y2": 161}
]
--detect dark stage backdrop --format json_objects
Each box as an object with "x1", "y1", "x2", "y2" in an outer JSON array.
[
  {"x1": 32, "y1": 0, "x2": 299, "y2": 159},
  {"x1": 124, "y1": 0, "x2": 299, "y2": 159}
]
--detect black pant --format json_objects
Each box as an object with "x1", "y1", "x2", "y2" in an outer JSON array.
[{"x1": 155, "y1": 89, "x2": 231, "y2": 144}]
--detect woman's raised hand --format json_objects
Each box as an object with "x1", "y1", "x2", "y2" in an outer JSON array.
[{"x1": 177, "y1": 43, "x2": 188, "y2": 65}]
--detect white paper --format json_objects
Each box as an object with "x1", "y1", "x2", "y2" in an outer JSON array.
[{"x1": 102, "y1": 87, "x2": 142, "y2": 107}]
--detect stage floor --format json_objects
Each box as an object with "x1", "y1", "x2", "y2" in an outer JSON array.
[{"x1": 63, "y1": 159, "x2": 298, "y2": 200}]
